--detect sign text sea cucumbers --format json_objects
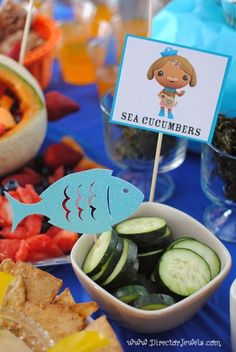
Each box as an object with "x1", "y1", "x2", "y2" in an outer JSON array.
[{"x1": 121, "y1": 111, "x2": 201, "y2": 136}]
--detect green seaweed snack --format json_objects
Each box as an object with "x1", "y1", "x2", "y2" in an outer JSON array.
[{"x1": 212, "y1": 114, "x2": 236, "y2": 201}]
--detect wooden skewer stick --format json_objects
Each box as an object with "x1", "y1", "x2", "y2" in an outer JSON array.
[
  {"x1": 149, "y1": 133, "x2": 163, "y2": 202},
  {"x1": 147, "y1": 0, "x2": 164, "y2": 203},
  {"x1": 19, "y1": 0, "x2": 35, "y2": 65}
]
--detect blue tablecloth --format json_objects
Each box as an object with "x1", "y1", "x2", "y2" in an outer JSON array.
[
  {"x1": 43, "y1": 61, "x2": 235, "y2": 352},
  {"x1": 43, "y1": 2, "x2": 235, "y2": 351}
]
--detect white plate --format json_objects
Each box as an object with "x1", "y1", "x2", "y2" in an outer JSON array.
[{"x1": 32, "y1": 256, "x2": 70, "y2": 268}]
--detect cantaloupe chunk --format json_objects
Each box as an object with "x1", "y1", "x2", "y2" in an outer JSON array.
[
  {"x1": 74, "y1": 157, "x2": 106, "y2": 171},
  {"x1": 0, "y1": 107, "x2": 16, "y2": 129},
  {"x1": 0, "y1": 123, "x2": 6, "y2": 136},
  {"x1": 0, "y1": 95, "x2": 14, "y2": 110},
  {"x1": 61, "y1": 136, "x2": 85, "y2": 155},
  {"x1": 0, "y1": 54, "x2": 47, "y2": 177}
]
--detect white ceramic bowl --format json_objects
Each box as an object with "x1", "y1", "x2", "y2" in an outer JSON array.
[{"x1": 71, "y1": 202, "x2": 232, "y2": 333}]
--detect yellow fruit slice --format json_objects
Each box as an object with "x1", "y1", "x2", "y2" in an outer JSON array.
[
  {"x1": 0, "y1": 272, "x2": 15, "y2": 305},
  {"x1": 47, "y1": 330, "x2": 110, "y2": 352}
]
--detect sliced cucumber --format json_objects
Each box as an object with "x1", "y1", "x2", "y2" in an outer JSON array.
[
  {"x1": 133, "y1": 274, "x2": 158, "y2": 293},
  {"x1": 172, "y1": 239, "x2": 221, "y2": 278},
  {"x1": 167, "y1": 237, "x2": 192, "y2": 250},
  {"x1": 139, "y1": 226, "x2": 173, "y2": 252},
  {"x1": 91, "y1": 238, "x2": 124, "y2": 283},
  {"x1": 82, "y1": 230, "x2": 118, "y2": 276},
  {"x1": 138, "y1": 248, "x2": 163, "y2": 257},
  {"x1": 157, "y1": 248, "x2": 211, "y2": 297},
  {"x1": 113, "y1": 285, "x2": 149, "y2": 304},
  {"x1": 133, "y1": 293, "x2": 175, "y2": 310},
  {"x1": 101, "y1": 239, "x2": 138, "y2": 290},
  {"x1": 138, "y1": 248, "x2": 163, "y2": 275},
  {"x1": 114, "y1": 217, "x2": 166, "y2": 246}
]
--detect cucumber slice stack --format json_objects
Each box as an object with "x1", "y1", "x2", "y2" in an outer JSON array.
[
  {"x1": 115, "y1": 217, "x2": 166, "y2": 237},
  {"x1": 114, "y1": 217, "x2": 173, "y2": 260},
  {"x1": 82, "y1": 216, "x2": 221, "y2": 311},
  {"x1": 91, "y1": 238, "x2": 124, "y2": 283},
  {"x1": 82, "y1": 230, "x2": 118, "y2": 276},
  {"x1": 83, "y1": 232, "x2": 138, "y2": 290},
  {"x1": 114, "y1": 216, "x2": 173, "y2": 275},
  {"x1": 101, "y1": 239, "x2": 138, "y2": 290}
]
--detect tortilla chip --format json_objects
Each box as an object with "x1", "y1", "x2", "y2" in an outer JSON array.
[
  {"x1": 86, "y1": 316, "x2": 123, "y2": 352},
  {"x1": 73, "y1": 302, "x2": 98, "y2": 319},
  {"x1": 54, "y1": 288, "x2": 98, "y2": 318},
  {"x1": 53, "y1": 288, "x2": 75, "y2": 306},
  {"x1": 0, "y1": 258, "x2": 15, "y2": 273},
  {"x1": 2, "y1": 276, "x2": 26, "y2": 311},
  {"x1": 11, "y1": 261, "x2": 62, "y2": 305},
  {"x1": 24, "y1": 302, "x2": 85, "y2": 342}
]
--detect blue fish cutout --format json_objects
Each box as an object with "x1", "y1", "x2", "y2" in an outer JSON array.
[{"x1": 5, "y1": 169, "x2": 144, "y2": 234}]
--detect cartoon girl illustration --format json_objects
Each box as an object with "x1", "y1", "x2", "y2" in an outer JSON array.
[{"x1": 147, "y1": 47, "x2": 197, "y2": 119}]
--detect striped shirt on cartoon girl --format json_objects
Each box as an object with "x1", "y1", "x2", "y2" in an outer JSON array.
[{"x1": 147, "y1": 47, "x2": 197, "y2": 119}]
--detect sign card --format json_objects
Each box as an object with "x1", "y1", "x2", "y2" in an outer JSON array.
[{"x1": 110, "y1": 36, "x2": 231, "y2": 143}]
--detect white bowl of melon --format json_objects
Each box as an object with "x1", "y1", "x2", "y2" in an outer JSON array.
[
  {"x1": 71, "y1": 202, "x2": 232, "y2": 333},
  {"x1": 0, "y1": 55, "x2": 47, "y2": 176}
]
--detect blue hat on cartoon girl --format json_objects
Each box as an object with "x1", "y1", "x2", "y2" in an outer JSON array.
[{"x1": 161, "y1": 47, "x2": 178, "y2": 57}]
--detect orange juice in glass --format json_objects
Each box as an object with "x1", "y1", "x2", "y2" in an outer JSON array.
[
  {"x1": 114, "y1": 0, "x2": 150, "y2": 59},
  {"x1": 88, "y1": 33, "x2": 119, "y2": 96},
  {"x1": 58, "y1": 21, "x2": 95, "y2": 85},
  {"x1": 95, "y1": 64, "x2": 118, "y2": 96},
  {"x1": 120, "y1": 18, "x2": 148, "y2": 37},
  {"x1": 91, "y1": 1, "x2": 114, "y2": 36},
  {"x1": 73, "y1": 0, "x2": 114, "y2": 36}
]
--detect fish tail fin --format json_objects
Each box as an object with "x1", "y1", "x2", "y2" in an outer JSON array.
[{"x1": 4, "y1": 192, "x2": 40, "y2": 232}]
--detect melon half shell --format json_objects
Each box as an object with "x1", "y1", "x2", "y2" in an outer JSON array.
[{"x1": 0, "y1": 55, "x2": 47, "y2": 176}]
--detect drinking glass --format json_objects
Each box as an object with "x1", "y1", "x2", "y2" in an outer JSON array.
[
  {"x1": 101, "y1": 89, "x2": 187, "y2": 202},
  {"x1": 88, "y1": 28, "x2": 119, "y2": 96},
  {"x1": 201, "y1": 143, "x2": 236, "y2": 243},
  {"x1": 58, "y1": 20, "x2": 96, "y2": 84},
  {"x1": 110, "y1": 0, "x2": 150, "y2": 59},
  {"x1": 88, "y1": 1, "x2": 171, "y2": 95}
]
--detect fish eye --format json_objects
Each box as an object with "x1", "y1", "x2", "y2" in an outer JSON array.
[
  {"x1": 123, "y1": 188, "x2": 129, "y2": 193},
  {"x1": 157, "y1": 70, "x2": 164, "y2": 77},
  {"x1": 183, "y1": 75, "x2": 189, "y2": 81}
]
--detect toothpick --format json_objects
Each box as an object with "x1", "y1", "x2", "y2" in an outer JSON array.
[
  {"x1": 149, "y1": 133, "x2": 163, "y2": 202},
  {"x1": 148, "y1": 0, "x2": 164, "y2": 203},
  {"x1": 19, "y1": 0, "x2": 35, "y2": 65}
]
